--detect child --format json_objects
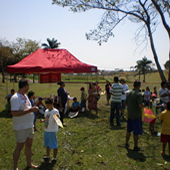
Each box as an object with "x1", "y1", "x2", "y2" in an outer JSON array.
[
  {"x1": 149, "y1": 93, "x2": 164, "y2": 134},
  {"x1": 37, "y1": 97, "x2": 46, "y2": 115},
  {"x1": 80, "y1": 87, "x2": 87, "y2": 111},
  {"x1": 70, "y1": 97, "x2": 81, "y2": 112},
  {"x1": 40, "y1": 97, "x2": 60, "y2": 163},
  {"x1": 5, "y1": 89, "x2": 15, "y2": 116},
  {"x1": 159, "y1": 101, "x2": 170, "y2": 156}
]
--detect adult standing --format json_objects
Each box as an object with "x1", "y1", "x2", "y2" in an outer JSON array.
[
  {"x1": 57, "y1": 81, "x2": 68, "y2": 125},
  {"x1": 159, "y1": 81, "x2": 170, "y2": 111},
  {"x1": 125, "y1": 80, "x2": 144, "y2": 151},
  {"x1": 105, "y1": 79, "x2": 112, "y2": 105},
  {"x1": 120, "y1": 78, "x2": 129, "y2": 119},
  {"x1": 10, "y1": 79, "x2": 39, "y2": 170},
  {"x1": 110, "y1": 76, "x2": 124, "y2": 126},
  {"x1": 87, "y1": 82, "x2": 98, "y2": 115}
]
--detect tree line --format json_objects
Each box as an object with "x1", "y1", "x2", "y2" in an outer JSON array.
[{"x1": 0, "y1": 35, "x2": 169, "y2": 83}]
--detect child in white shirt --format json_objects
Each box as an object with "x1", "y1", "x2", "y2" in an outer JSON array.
[{"x1": 40, "y1": 97, "x2": 60, "y2": 163}]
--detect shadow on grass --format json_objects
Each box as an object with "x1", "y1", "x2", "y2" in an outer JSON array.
[
  {"x1": 110, "y1": 125, "x2": 126, "y2": 131},
  {"x1": 126, "y1": 148, "x2": 146, "y2": 162},
  {"x1": 0, "y1": 109, "x2": 11, "y2": 118},
  {"x1": 25, "y1": 162, "x2": 57, "y2": 170},
  {"x1": 161, "y1": 154, "x2": 170, "y2": 162}
]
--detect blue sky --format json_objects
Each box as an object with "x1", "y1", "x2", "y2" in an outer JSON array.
[{"x1": 0, "y1": 0, "x2": 169, "y2": 70}]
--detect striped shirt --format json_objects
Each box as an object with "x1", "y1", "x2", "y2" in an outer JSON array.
[{"x1": 110, "y1": 83, "x2": 124, "y2": 103}]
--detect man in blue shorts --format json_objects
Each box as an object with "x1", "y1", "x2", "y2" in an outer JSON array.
[{"x1": 125, "y1": 80, "x2": 144, "y2": 151}]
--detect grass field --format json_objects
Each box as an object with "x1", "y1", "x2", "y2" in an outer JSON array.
[{"x1": 0, "y1": 72, "x2": 170, "y2": 170}]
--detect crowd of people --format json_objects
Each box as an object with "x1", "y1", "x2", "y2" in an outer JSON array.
[{"x1": 5, "y1": 77, "x2": 170, "y2": 169}]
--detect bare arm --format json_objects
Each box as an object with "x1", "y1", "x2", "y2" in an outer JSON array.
[
  {"x1": 11, "y1": 106, "x2": 39, "y2": 117},
  {"x1": 139, "y1": 103, "x2": 144, "y2": 108}
]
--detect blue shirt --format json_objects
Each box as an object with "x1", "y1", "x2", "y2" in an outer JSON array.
[{"x1": 72, "y1": 101, "x2": 80, "y2": 109}]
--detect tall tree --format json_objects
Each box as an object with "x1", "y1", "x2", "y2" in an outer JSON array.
[
  {"x1": 135, "y1": 56, "x2": 153, "y2": 82},
  {"x1": 0, "y1": 40, "x2": 14, "y2": 83},
  {"x1": 52, "y1": 0, "x2": 169, "y2": 82},
  {"x1": 10, "y1": 38, "x2": 40, "y2": 82},
  {"x1": 151, "y1": 0, "x2": 170, "y2": 81},
  {"x1": 42, "y1": 38, "x2": 61, "y2": 49},
  {"x1": 12, "y1": 37, "x2": 40, "y2": 61}
]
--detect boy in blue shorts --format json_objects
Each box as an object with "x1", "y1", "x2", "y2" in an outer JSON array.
[
  {"x1": 125, "y1": 80, "x2": 144, "y2": 151},
  {"x1": 40, "y1": 97, "x2": 60, "y2": 163}
]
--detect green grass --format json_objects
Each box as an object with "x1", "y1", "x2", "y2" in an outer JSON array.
[{"x1": 0, "y1": 73, "x2": 170, "y2": 170}]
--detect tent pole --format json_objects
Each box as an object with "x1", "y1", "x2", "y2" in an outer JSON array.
[
  {"x1": 13, "y1": 77, "x2": 15, "y2": 90},
  {"x1": 96, "y1": 72, "x2": 98, "y2": 83},
  {"x1": 86, "y1": 74, "x2": 89, "y2": 91},
  {"x1": 6, "y1": 73, "x2": 8, "y2": 96}
]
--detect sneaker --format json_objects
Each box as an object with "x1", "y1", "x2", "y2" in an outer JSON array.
[
  {"x1": 50, "y1": 158, "x2": 57, "y2": 163},
  {"x1": 133, "y1": 146, "x2": 144, "y2": 151},
  {"x1": 41, "y1": 156, "x2": 49, "y2": 163},
  {"x1": 125, "y1": 143, "x2": 130, "y2": 148}
]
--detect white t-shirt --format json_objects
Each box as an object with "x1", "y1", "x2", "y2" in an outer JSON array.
[
  {"x1": 121, "y1": 84, "x2": 129, "y2": 100},
  {"x1": 11, "y1": 93, "x2": 34, "y2": 130},
  {"x1": 159, "y1": 87, "x2": 169, "y2": 103},
  {"x1": 44, "y1": 108, "x2": 60, "y2": 132},
  {"x1": 144, "y1": 91, "x2": 151, "y2": 101}
]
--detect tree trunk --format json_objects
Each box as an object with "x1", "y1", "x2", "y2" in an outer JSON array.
[
  {"x1": 14, "y1": 74, "x2": 17, "y2": 82},
  {"x1": 151, "y1": 0, "x2": 170, "y2": 82},
  {"x1": 143, "y1": 72, "x2": 145, "y2": 83},
  {"x1": 168, "y1": 39, "x2": 170, "y2": 83},
  {"x1": 147, "y1": 24, "x2": 167, "y2": 82},
  {"x1": 2, "y1": 71, "x2": 5, "y2": 83},
  {"x1": 139, "y1": 71, "x2": 140, "y2": 80}
]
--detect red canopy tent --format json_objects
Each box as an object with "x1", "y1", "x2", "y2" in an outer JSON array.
[
  {"x1": 7, "y1": 49, "x2": 97, "y2": 83},
  {"x1": 7, "y1": 48, "x2": 97, "y2": 74}
]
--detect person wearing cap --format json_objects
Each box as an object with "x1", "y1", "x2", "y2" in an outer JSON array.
[
  {"x1": 105, "y1": 80, "x2": 112, "y2": 105},
  {"x1": 149, "y1": 93, "x2": 165, "y2": 134},
  {"x1": 149, "y1": 93, "x2": 158, "y2": 133},
  {"x1": 80, "y1": 87, "x2": 87, "y2": 110},
  {"x1": 120, "y1": 78, "x2": 129, "y2": 119}
]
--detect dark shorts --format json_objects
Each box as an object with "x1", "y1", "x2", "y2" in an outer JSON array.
[
  {"x1": 144, "y1": 100, "x2": 150, "y2": 107},
  {"x1": 80, "y1": 100, "x2": 86, "y2": 108},
  {"x1": 127, "y1": 119, "x2": 143, "y2": 135},
  {"x1": 160, "y1": 134, "x2": 170, "y2": 143},
  {"x1": 121, "y1": 100, "x2": 126, "y2": 109},
  {"x1": 106, "y1": 93, "x2": 111, "y2": 100}
]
